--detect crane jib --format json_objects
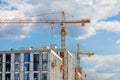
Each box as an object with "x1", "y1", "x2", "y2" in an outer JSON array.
[{"x1": 0, "y1": 19, "x2": 90, "y2": 24}]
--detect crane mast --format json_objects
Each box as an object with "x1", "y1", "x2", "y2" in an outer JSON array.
[{"x1": 61, "y1": 11, "x2": 66, "y2": 50}]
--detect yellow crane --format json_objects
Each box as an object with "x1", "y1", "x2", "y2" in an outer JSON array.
[
  {"x1": 0, "y1": 11, "x2": 90, "y2": 50},
  {"x1": 76, "y1": 44, "x2": 94, "y2": 80},
  {"x1": 69, "y1": 44, "x2": 94, "y2": 80},
  {"x1": 0, "y1": 11, "x2": 91, "y2": 80}
]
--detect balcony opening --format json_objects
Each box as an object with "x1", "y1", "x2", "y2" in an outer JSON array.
[
  {"x1": 24, "y1": 64, "x2": 29, "y2": 71},
  {"x1": 24, "y1": 53, "x2": 30, "y2": 62},
  {"x1": 33, "y1": 54, "x2": 39, "y2": 71},
  {"x1": 6, "y1": 54, "x2": 11, "y2": 63},
  {"x1": 6, "y1": 64, "x2": 10, "y2": 72},
  {"x1": 15, "y1": 64, "x2": 20, "y2": 72},
  {"x1": 24, "y1": 73, "x2": 29, "y2": 80},
  {"x1": 34, "y1": 73, "x2": 38, "y2": 80},
  {"x1": 0, "y1": 74, "x2": 2, "y2": 80},
  {"x1": 6, "y1": 74, "x2": 10, "y2": 80},
  {"x1": 0, "y1": 64, "x2": 2, "y2": 72},
  {"x1": 42, "y1": 62, "x2": 47, "y2": 71},
  {"x1": 34, "y1": 63, "x2": 39, "y2": 71},
  {"x1": 34, "y1": 54, "x2": 39, "y2": 63},
  {"x1": 14, "y1": 73, "x2": 20, "y2": 80},
  {"x1": 42, "y1": 73, "x2": 47, "y2": 80},
  {"x1": 15, "y1": 53, "x2": 20, "y2": 62},
  {"x1": 0, "y1": 54, "x2": 2, "y2": 62},
  {"x1": 42, "y1": 52, "x2": 48, "y2": 61}
]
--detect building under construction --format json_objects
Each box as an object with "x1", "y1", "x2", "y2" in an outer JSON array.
[
  {"x1": 0, "y1": 11, "x2": 94, "y2": 80},
  {"x1": 0, "y1": 45, "x2": 91, "y2": 80},
  {"x1": 0, "y1": 46, "x2": 74, "y2": 80}
]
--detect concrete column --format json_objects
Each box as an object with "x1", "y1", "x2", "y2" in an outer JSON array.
[
  {"x1": 48, "y1": 52, "x2": 50, "y2": 80},
  {"x1": 20, "y1": 53, "x2": 24, "y2": 80},
  {"x1": 64, "y1": 51, "x2": 68, "y2": 80},
  {"x1": 39, "y1": 51, "x2": 42, "y2": 80},
  {"x1": 2, "y1": 54, "x2": 5, "y2": 80},
  {"x1": 11, "y1": 53, "x2": 14, "y2": 80},
  {"x1": 30, "y1": 52, "x2": 33, "y2": 80}
]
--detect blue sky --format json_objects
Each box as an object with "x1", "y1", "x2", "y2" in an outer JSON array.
[{"x1": 1, "y1": 0, "x2": 120, "y2": 80}]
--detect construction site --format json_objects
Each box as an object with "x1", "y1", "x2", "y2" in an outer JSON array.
[{"x1": 0, "y1": 11, "x2": 94, "y2": 80}]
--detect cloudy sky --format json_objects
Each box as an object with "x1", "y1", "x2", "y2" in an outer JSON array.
[{"x1": 0, "y1": 0, "x2": 120, "y2": 80}]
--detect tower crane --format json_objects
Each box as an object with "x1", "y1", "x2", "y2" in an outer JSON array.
[
  {"x1": 0, "y1": 11, "x2": 91, "y2": 80},
  {"x1": 76, "y1": 44, "x2": 94, "y2": 80},
  {"x1": 0, "y1": 11, "x2": 90, "y2": 50}
]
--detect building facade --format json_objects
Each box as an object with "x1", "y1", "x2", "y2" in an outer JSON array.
[{"x1": 0, "y1": 46, "x2": 75, "y2": 80}]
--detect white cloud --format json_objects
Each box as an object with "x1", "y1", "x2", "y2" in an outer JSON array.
[
  {"x1": 0, "y1": 24, "x2": 31, "y2": 39},
  {"x1": 116, "y1": 39, "x2": 120, "y2": 45},
  {"x1": 1, "y1": 0, "x2": 120, "y2": 39},
  {"x1": 67, "y1": 24, "x2": 96, "y2": 39},
  {"x1": 0, "y1": 11, "x2": 24, "y2": 19},
  {"x1": 115, "y1": 39, "x2": 120, "y2": 48},
  {"x1": 95, "y1": 21, "x2": 120, "y2": 32},
  {"x1": 81, "y1": 54, "x2": 120, "y2": 80}
]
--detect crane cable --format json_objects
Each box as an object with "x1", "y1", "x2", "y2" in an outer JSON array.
[{"x1": 16, "y1": 11, "x2": 62, "y2": 19}]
